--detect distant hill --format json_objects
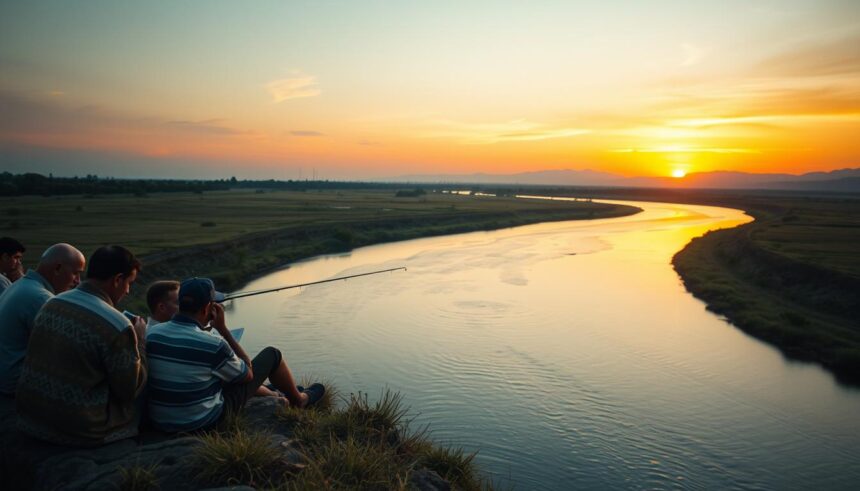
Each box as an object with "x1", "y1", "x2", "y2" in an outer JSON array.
[
  {"x1": 394, "y1": 168, "x2": 860, "y2": 192},
  {"x1": 397, "y1": 169, "x2": 621, "y2": 186}
]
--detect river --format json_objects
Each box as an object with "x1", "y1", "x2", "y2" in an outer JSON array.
[{"x1": 224, "y1": 199, "x2": 860, "y2": 490}]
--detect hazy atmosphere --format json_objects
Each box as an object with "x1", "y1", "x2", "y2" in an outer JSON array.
[
  {"x1": 2, "y1": 0, "x2": 858, "y2": 179},
  {"x1": 1, "y1": 2, "x2": 858, "y2": 490}
]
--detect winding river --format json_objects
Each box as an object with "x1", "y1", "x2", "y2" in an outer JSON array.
[{"x1": 225, "y1": 199, "x2": 860, "y2": 490}]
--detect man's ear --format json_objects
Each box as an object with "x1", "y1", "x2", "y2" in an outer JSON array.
[{"x1": 112, "y1": 273, "x2": 124, "y2": 289}]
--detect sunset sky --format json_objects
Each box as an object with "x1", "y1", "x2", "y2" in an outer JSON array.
[{"x1": 1, "y1": 1, "x2": 858, "y2": 179}]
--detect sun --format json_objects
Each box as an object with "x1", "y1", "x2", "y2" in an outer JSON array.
[{"x1": 671, "y1": 169, "x2": 687, "y2": 178}]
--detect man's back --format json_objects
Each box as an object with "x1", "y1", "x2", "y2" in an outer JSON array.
[
  {"x1": 16, "y1": 282, "x2": 145, "y2": 446},
  {"x1": 146, "y1": 316, "x2": 247, "y2": 432},
  {"x1": 0, "y1": 270, "x2": 54, "y2": 394}
]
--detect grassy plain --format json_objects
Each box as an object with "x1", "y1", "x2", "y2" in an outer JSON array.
[{"x1": 0, "y1": 188, "x2": 639, "y2": 312}]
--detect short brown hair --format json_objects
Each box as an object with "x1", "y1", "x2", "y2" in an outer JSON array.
[
  {"x1": 146, "y1": 280, "x2": 180, "y2": 315},
  {"x1": 86, "y1": 245, "x2": 141, "y2": 280}
]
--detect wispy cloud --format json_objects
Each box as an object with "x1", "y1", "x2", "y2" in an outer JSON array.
[
  {"x1": 610, "y1": 146, "x2": 760, "y2": 154},
  {"x1": 416, "y1": 119, "x2": 590, "y2": 144},
  {"x1": 165, "y1": 119, "x2": 243, "y2": 136},
  {"x1": 755, "y1": 34, "x2": 860, "y2": 78},
  {"x1": 680, "y1": 43, "x2": 705, "y2": 67},
  {"x1": 0, "y1": 90, "x2": 253, "y2": 157},
  {"x1": 290, "y1": 130, "x2": 324, "y2": 137},
  {"x1": 265, "y1": 73, "x2": 321, "y2": 103}
]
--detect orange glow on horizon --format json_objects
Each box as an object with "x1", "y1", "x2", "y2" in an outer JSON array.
[{"x1": 1, "y1": 2, "x2": 858, "y2": 179}]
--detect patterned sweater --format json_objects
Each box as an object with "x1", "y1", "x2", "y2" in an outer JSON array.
[{"x1": 16, "y1": 282, "x2": 147, "y2": 446}]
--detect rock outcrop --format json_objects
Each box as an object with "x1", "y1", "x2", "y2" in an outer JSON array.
[{"x1": 0, "y1": 397, "x2": 449, "y2": 490}]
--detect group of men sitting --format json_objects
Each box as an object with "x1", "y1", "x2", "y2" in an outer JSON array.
[{"x1": 0, "y1": 237, "x2": 324, "y2": 447}]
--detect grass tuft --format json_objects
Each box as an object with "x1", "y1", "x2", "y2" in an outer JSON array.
[
  {"x1": 190, "y1": 385, "x2": 490, "y2": 489},
  {"x1": 191, "y1": 429, "x2": 281, "y2": 487},
  {"x1": 281, "y1": 437, "x2": 409, "y2": 490},
  {"x1": 418, "y1": 445, "x2": 481, "y2": 491},
  {"x1": 117, "y1": 462, "x2": 160, "y2": 491}
]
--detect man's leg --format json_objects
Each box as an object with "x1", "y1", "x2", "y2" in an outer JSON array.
[
  {"x1": 243, "y1": 346, "x2": 309, "y2": 407},
  {"x1": 256, "y1": 347, "x2": 309, "y2": 408}
]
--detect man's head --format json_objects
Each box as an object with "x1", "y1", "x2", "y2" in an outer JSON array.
[
  {"x1": 146, "y1": 280, "x2": 180, "y2": 323},
  {"x1": 36, "y1": 243, "x2": 86, "y2": 293},
  {"x1": 86, "y1": 245, "x2": 142, "y2": 305},
  {"x1": 0, "y1": 237, "x2": 25, "y2": 276},
  {"x1": 178, "y1": 277, "x2": 225, "y2": 324}
]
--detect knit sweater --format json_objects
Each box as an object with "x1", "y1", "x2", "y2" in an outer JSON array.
[{"x1": 16, "y1": 282, "x2": 147, "y2": 447}]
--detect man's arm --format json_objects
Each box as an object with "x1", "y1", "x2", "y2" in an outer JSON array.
[
  {"x1": 105, "y1": 318, "x2": 147, "y2": 401},
  {"x1": 209, "y1": 302, "x2": 253, "y2": 382}
]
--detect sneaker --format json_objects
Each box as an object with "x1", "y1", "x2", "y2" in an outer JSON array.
[{"x1": 301, "y1": 383, "x2": 325, "y2": 408}]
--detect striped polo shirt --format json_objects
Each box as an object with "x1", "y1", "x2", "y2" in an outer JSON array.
[{"x1": 145, "y1": 314, "x2": 248, "y2": 432}]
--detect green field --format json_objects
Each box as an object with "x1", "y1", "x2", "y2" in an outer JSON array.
[{"x1": 0, "y1": 188, "x2": 639, "y2": 312}]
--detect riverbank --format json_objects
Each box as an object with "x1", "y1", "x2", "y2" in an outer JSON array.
[
  {"x1": 0, "y1": 189, "x2": 640, "y2": 313},
  {"x1": 495, "y1": 186, "x2": 859, "y2": 384},
  {"x1": 671, "y1": 198, "x2": 860, "y2": 384}
]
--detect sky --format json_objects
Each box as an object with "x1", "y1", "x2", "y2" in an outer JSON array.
[{"x1": 1, "y1": 0, "x2": 858, "y2": 179}]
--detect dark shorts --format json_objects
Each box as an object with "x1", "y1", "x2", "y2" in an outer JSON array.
[{"x1": 219, "y1": 346, "x2": 282, "y2": 420}]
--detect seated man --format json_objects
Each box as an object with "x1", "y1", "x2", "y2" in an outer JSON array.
[
  {"x1": 0, "y1": 237, "x2": 26, "y2": 296},
  {"x1": 16, "y1": 245, "x2": 147, "y2": 447},
  {"x1": 146, "y1": 277, "x2": 324, "y2": 433},
  {"x1": 0, "y1": 244, "x2": 86, "y2": 395},
  {"x1": 145, "y1": 280, "x2": 180, "y2": 328}
]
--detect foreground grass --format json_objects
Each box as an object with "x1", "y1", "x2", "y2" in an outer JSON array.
[
  {"x1": 0, "y1": 189, "x2": 638, "y2": 312},
  {"x1": 117, "y1": 462, "x2": 160, "y2": 491},
  {"x1": 190, "y1": 389, "x2": 491, "y2": 490}
]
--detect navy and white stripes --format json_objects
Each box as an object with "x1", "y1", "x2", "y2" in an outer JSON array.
[{"x1": 145, "y1": 315, "x2": 247, "y2": 432}]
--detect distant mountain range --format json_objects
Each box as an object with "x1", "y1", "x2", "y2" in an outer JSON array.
[{"x1": 395, "y1": 168, "x2": 860, "y2": 192}]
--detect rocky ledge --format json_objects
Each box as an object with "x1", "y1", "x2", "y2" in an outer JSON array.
[{"x1": 0, "y1": 397, "x2": 452, "y2": 490}]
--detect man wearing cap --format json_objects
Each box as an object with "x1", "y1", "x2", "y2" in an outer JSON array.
[
  {"x1": 0, "y1": 243, "x2": 86, "y2": 396},
  {"x1": 146, "y1": 277, "x2": 324, "y2": 433}
]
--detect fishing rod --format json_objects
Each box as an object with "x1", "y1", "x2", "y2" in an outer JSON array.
[{"x1": 218, "y1": 267, "x2": 407, "y2": 302}]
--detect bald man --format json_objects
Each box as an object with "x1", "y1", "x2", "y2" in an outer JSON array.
[{"x1": 0, "y1": 243, "x2": 86, "y2": 395}]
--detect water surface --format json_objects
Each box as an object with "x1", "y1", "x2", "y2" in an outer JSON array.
[{"x1": 225, "y1": 199, "x2": 860, "y2": 490}]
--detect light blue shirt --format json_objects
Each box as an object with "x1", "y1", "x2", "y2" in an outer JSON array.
[
  {"x1": 0, "y1": 274, "x2": 12, "y2": 296},
  {"x1": 0, "y1": 270, "x2": 54, "y2": 394}
]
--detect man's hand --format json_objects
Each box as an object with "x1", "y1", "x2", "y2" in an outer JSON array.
[{"x1": 209, "y1": 302, "x2": 229, "y2": 335}]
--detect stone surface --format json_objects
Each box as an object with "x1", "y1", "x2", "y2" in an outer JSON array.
[
  {"x1": 0, "y1": 396, "x2": 296, "y2": 490},
  {"x1": 1, "y1": 395, "x2": 454, "y2": 490},
  {"x1": 409, "y1": 469, "x2": 452, "y2": 491}
]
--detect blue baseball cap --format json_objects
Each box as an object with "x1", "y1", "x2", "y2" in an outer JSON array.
[{"x1": 178, "y1": 277, "x2": 226, "y2": 311}]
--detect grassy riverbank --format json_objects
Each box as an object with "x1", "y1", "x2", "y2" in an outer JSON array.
[
  {"x1": 0, "y1": 187, "x2": 639, "y2": 312},
  {"x1": 498, "y1": 186, "x2": 859, "y2": 384},
  {"x1": 671, "y1": 195, "x2": 860, "y2": 384}
]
